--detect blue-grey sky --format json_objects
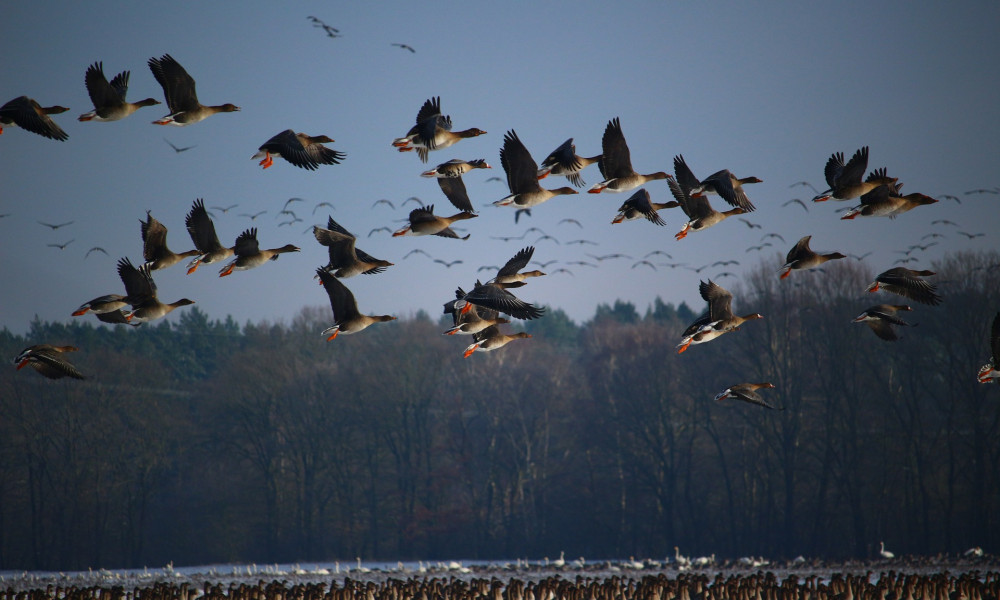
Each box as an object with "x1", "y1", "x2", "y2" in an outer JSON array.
[{"x1": 2, "y1": 2, "x2": 997, "y2": 335}]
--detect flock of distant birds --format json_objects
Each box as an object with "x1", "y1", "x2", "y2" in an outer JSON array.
[{"x1": 4, "y1": 21, "x2": 999, "y2": 399}]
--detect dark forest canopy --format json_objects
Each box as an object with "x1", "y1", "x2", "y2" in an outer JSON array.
[{"x1": 1, "y1": 251, "x2": 998, "y2": 571}]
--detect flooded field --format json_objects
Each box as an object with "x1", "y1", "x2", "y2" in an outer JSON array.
[{"x1": 3, "y1": 556, "x2": 998, "y2": 599}]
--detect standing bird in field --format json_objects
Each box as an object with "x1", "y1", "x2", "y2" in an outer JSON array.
[
  {"x1": 866, "y1": 267, "x2": 941, "y2": 305},
  {"x1": 147, "y1": 54, "x2": 240, "y2": 125},
  {"x1": 252, "y1": 129, "x2": 345, "y2": 170},
  {"x1": 978, "y1": 312, "x2": 1000, "y2": 383},
  {"x1": 494, "y1": 130, "x2": 578, "y2": 209},
  {"x1": 714, "y1": 383, "x2": 780, "y2": 409},
  {"x1": 0, "y1": 95, "x2": 70, "y2": 140},
  {"x1": 218, "y1": 228, "x2": 300, "y2": 276},
  {"x1": 13, "y1": 345, "x2": 86, "y2": 380},
  {"x1": 537, "y1": 138, "x2": 601, "y2": 188},
  {"x1": 78, "y1": 61, "x2": 161, "y2": 122},
  {"x1": 780, "y1": 235, "x2": 845, "y2": 279},
  {"x1": 852, "y1": 305, "x2": 914, "y2": 341},
  {"x1": 316, "y1": 269, "x2": 396, "y2": 340},
  {"x1": 588, "y1": 117, "x2": 668, "y2": 193}
]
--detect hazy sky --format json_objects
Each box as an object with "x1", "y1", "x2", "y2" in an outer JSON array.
[{"x1": 2, "y1": 2, "x2": 998, "y2": 335}]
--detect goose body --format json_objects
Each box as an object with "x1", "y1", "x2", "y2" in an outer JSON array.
[
  {"x1": 252, "y1": 129, "x2": 345, "y2": 170},
  {"x1": 463, "y1": 325, "x2": 531, "y2": 357},
  {"x1": 813, "y1": 147, "x2": 896, "y2": 202},
  {"x1": 841, "y1": 181, "x2": 938, "y2": 219},
  {"x1": 588, "y1": 118, "x2": 668, "y2": 193},
  {"x1": 314, "y1": 216, "x2": 393, "y2": 278},
  {"x1": 866, "y1": 267, "x2": 941, "y2": 305},
  {"x1": 148, "y1": 54, "x2": 240, "y2": 125},
  {"x1": 715, "y1": 382, "x2": 780, "y2": 409},
  {"x1": 612, "y1": 188, "x2": 677, "y2": 225},
  {"x1": 141, "y1": 211, "x2": 200, "y2": 271},
  {"x1": 853, "y1": 304, "x2": 913, "y2": 341},
  {"x1": 0, "y1": 95, "x2": 69, "y2": 140},
  {"x1": 218, "y1": 228, "x2": 300, "y2": 276},
  {"x1": 14, "y1": 345, "x2": 86, "y2": 380},
  {"x1": 184, "y1": 198, "x2": 234, "y2": 274},
  {"x1": 78, "y1": 62, "x2": 160, "y2": 122},
  {"x1": 677, "y1": 279, "x2": 762, "y2": 353},
  {"x1": 494, "y1": 130, "x2": 578, "y2": 208},
  {"x1": 117, "y1": 257, "x2": 195, "y2": 323},
  {"x1": 316, "y1": 269, "x2": 395, "y2": 339},
  {"x1": 672, "y1": 155, "x2": 745, "y2": 239},
  {"x1": 537, "y1": 138, "x2": 601, "y2": 187},
  {"x1": 392, "y1": 204, "x2": 477, "y2": 238},
  {"x1": 780, "y1": 235, "x2": 846, "y2": 278}
]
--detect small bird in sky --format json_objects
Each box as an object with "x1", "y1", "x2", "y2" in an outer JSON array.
[
  {"x1": 959, "y1": 231, "x2": 986, "y2": 239},
  {"x1": 372, "y1": 199, "x2": 395, "y2": 209},
  {"x1": 782, "y1": 198, "x2": 809, "y2": 211},
  {"x1": 391, "y1": 43, "x2": 415, "y2": 53},
  {"x1": 38, "y1": 220, "x2": 74, "y2": 230},
  {"x1": 85, "y1": 246, "x2": 108, "y2": 258},
  {"x1": 313, "y1": 201, "x2": 335, "y2": 214},
  {"x1": 210, "y1": 204, "x2": 238, "y2": 214},
  {"x1": 434, "y1": 259, "x2": 463, "y2": 268},
  {"x1": 164, "y1": 137, "x2": 195, "y2": 153},
  {"x1": 239, "y1": 211, "x2": 267, "y2": 221},
  {"x1": 48, "y1": 239, "x2": 74, "y2": 250},
  {"x1": 308, "y1": 16, "x2": 341, "y2": 38}
]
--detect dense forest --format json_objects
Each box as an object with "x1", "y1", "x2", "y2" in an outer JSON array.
[{"x1": 1, "y1": 251, "x2": 998, "y2": 572}]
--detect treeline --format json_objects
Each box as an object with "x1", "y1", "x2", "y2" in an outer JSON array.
[{"x1": 1, "y1": 251, "x2": 998, "y2": 571}]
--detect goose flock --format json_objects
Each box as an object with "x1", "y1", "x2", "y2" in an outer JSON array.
[{"x1": 4, "y1": 33, "x2": 998, "y2": 400}]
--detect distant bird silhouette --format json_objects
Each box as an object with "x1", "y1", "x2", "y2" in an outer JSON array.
[
  {"x1": 515, "y1": 208, "x2": 532, "y2": 223},
  {"x1": 210, "y1": 204, "x2": 238, "y2": 214},
  {"x1": 715, "y1": 271, "x2": 737, "y2": 279},
  {"x1": 403, "y1": 248, "x2": 431, "y2": 259},
  {"x1": 372, "y1": 199, "x2": 395, "y2": 209},
  {"x1": 551, "y1": 268, "x2": 574, "y2": 276},
  {"x1": 739, "y1": 218, "x2": 762, "y2": 229},
  {"x1": 239, "y1": 210, "x2": 267, "y2": 221},
  {"x1": 85, "y1": 246, "x2": 108, "y2": 258},
  {"x1": 632, "y1": 260, "x2": 657, "y2": 270},
  {"x1": 790, "y1": 181, "x2": 819, "y2": 194},
  {"x1": 402, "y1": 196, "x2": 424, "y2": 207},
  {"x1": 434, "y1": 259, "x2": 463, "y2": 268},
  {"x1": 847, "y1": 251, "x2": 873, "y2": 261},
  {"x1": 965, "y1": 188, "x2": 999, "y2": 195},
  {"x1": 782, "y1": 198, "x2": 809, "y2": 211},
  {"x1": 959, "y1": 231, "x2": 986, "y2": 239},
  {"x1": 939, "y1": 194, "x2": 960, "y2": 203},
  {"x1": 932, "y1": 219, "x2": 958, "y2": 227},
  {"x1": 762, "y1": 232, "x2": 785, "y2": 243},
  {"x1": 533, "y1": 259, "x2": 558, "y2": 268},
  {"x1": 558, "y1": 218, "x2": 583, "y2": 228},
  {"x1": 283, "y1": 197, "x2": 304, "y2": 210},
  {"x1": 645, "y1": 250, "x2": 672, "y2": 259},
  {"x1": 485, "y1": 176, "x2": 503, "y2": 183},
  {"x1": 38, "y1": 220, "x2": 74, "y2": 230},
  {"x1": 566, "y1": 260, "x2": 597, "y2": 268},
  {"x1": 713, "y1": 259, "x2": 739, "y2": 267},
  {"x1": 308, "y1": 16, "x2": 342, "y2": 38},
  {"x1": 566, "y1": 239, "x2": 598, "y2": 246},
  {"x1": 48, "y1": 239, "x2": 74, "y2": 250},
  {"x1": 921, "y1": 232, "x2": 945, "y2": 240},
  {"x1": 164, "y1": 137, "x2": 196, "y2": 153},
  {"x1": 313, "y1": 201, "x2": 335, "y2": 214},
  {"x1": 368, "y1": 226, "x2": 392, "y2": 237},
  {"x1": 477, "y1": 265, "x2": 501, "y2": 272},
  {"x1": 534, "y1": 234, "x2": 560, "y2": 245},
  {"x1": 391, "y1": 42, "x2": 416, "y2": 53},
  {"x1": 588, "y1": 253, "x2": 631, "y2": 261}
]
